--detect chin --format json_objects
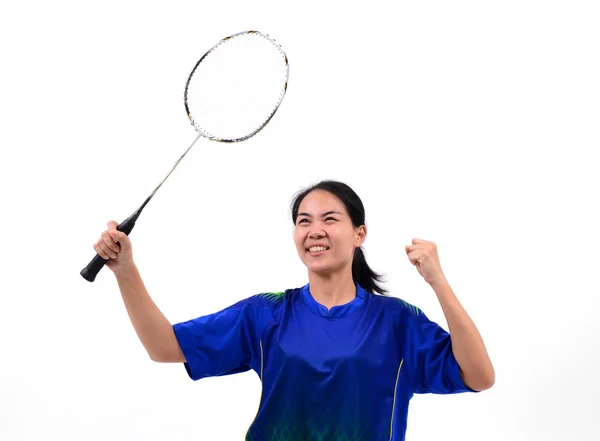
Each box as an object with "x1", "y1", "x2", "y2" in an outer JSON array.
[
  {"x1": 303, "y1": 259, "x2": 329, "y2": 274},
  {"x1": 308, "y1": 265, "x2": 333, "y2": 276},
  {"x1": 305, "y1": 260, "x2": 344, "y2": 277}
]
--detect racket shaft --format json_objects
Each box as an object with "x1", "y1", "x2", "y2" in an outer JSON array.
[{"x1": 80, "y1": 134, "x2": 202, "y2": 283}]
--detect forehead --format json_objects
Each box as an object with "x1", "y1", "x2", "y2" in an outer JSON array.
[{"x1": 298, "y1": 190, "x2": 346, "y2": 214}]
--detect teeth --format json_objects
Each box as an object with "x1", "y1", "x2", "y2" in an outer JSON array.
[{"x1": 308, "y1": 246, "x2": 327, "y2": 252}]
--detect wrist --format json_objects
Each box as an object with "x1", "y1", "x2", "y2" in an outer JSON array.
[
  {"x1": 429, "y1": 278, "x2": 455, "y2": 300},
  {"x1": 428, "y1": 277, "x2": 449, "y2": 289},
  {"x1": 113, "y1": 261, "x2": 138, "y2": 278}
]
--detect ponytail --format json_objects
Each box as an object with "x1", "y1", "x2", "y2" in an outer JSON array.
[{"x1": 352, "y1": 246, "x2": 387, "y2": 295}]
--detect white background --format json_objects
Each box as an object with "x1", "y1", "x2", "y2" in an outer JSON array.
[{"x1": 1, "y1": 1, "x2": 599, "y2": 440}]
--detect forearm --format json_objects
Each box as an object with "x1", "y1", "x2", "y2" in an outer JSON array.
[
  {"x1": 430, "y1": 280, "x2": 495, "y2": 391},
  {"x1": 114, "y1": 263, "x2": 184, "y2": 363}
]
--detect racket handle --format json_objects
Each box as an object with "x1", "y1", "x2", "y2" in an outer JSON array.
[{"x1": 80, "y1": 211, "x2": 140, "y2": 282}]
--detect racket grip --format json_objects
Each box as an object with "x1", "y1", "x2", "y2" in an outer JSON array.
[{"x1": 80, "y1": 212, "x2": 139, "y2": 282}]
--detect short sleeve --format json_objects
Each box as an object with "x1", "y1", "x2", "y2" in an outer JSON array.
[
  {"x1": 405, "y1": 309, "x2": 478, "y2": 395},
  {"x1": 172, "y1": 296, "x2": 270, "y2": 381}
]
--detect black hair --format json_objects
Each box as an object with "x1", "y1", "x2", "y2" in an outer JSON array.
[{"x1": 290, "y1": 180, "x2": 388, "y2": 295}]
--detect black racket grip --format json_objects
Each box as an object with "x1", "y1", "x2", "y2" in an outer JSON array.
[{"x1": 80, "y1": 213, "x2": 138, "y2": 282}]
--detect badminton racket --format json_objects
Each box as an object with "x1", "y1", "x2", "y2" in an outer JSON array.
[{"x1": 80, "y1": 30, "x2": 289, "y2": 282}]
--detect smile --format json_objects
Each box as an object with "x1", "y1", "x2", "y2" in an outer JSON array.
[{"x1": 307, "y1": 246, "x2": 329, "y2": 253}]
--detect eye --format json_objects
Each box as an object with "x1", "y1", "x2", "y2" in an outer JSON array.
[
  {"x1": 297, "y1": 218, "x2": 308, "y2": 224},
  {"x1": 325, "y1": 217, "x2": 337, "y2": 222}
]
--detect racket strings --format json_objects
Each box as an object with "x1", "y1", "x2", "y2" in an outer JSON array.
[{"x1": 184, "y1": 31, "x2": 289, "y2": 142}]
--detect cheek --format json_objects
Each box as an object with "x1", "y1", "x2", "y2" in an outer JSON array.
[
  {"x1": 293, "y1": 230, "x2": 304, "y2": 250},
  {"x1": 330, "y1": 233, "x2": 356, "y2": 255}
]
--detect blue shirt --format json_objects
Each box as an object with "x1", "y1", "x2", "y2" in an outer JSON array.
[{"x1": 172, "y1": 283, "x2": 477, "y2": 440}]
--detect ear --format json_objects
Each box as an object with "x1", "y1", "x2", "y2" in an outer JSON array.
[{"x1": 354, "y1": 225, "x2": 366, "y2": 247}]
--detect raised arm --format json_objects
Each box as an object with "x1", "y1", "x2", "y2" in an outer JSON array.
[{"x1": 93, "y1": 221, "x2": 184, "y2": 363}]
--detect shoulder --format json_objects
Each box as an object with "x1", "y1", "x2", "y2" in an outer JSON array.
[
  {"x1": 197, "y1": 289, "x2": 296, "y2": 332},
  {"x1": 232, "y1": 288, "x2": 298, "y2": 312},
  {"x1": 368, "y1": 292, "x2": 425, "y2": 320},
  {"x1": 251, "y1": 289, "x2": 293, "y2": 308}
]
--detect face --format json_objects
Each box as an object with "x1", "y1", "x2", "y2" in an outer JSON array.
[{"x1": 294, "y1": 190, "x2": 366, "y2": 276}]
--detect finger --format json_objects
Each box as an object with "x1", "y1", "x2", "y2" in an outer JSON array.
[
  {"x1": 107, "y1": 220, "x2": 119, "y2": 230},
  {"x1": 101, "y1": 240, "x2": 118, "y2": 259},
  {"x1": 101, "y1": 231, "x2": 121, "y2": 254},
  {"x1": 407, "y1": 251, "x2": 421, "y2": 265},
  {"x1": 93, "y1": 243, "x2": 107, "y2": 259},
  {"x1": 412, "y1": 238, "x2": 430, "y2": 245},
  {"x1": 110, "y1": 230, "x2": 131, "y2": 251},
  {"x1": 94, "y1": 241, "x2": 115, "y2": 259}
]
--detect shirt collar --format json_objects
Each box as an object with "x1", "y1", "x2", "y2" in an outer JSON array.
[{"x1": 301, "y1": 282, "x2": 367, "y2": 318}]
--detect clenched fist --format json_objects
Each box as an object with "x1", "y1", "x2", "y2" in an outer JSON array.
[
  {"x1": 94, "y1": 220, "x2": 134, "y2": 274},
  {"x1": 405, "y1": 238, "x2": 447, "y2": 285}
]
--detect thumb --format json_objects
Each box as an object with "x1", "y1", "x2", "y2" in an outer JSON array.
[{"x1": 107, "y1": 220, "x2": 119, "y2": 230}]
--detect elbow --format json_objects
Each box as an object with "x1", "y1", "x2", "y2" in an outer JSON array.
[
  {"x1": 483, "y1": 364, "x2": 496, "y2": 390},
  {"x1": 462, "y1": 367, "x2": 495, "y2": 391},
  {"x1": 149, "y1": 351, "x2": 164, "y2": 362},
  {"x1": 148, "y1": 347, "x2": 186, "y2": 363},
  {"x1": 148, "y1": 348, "x2": 172, "y2": 363},
  {"x1": 475, "y1": 374, "x2": 495, "y2": 391}
]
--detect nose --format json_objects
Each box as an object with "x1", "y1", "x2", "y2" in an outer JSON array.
[{"x1": 308, "y1": 227, "x2": 325, "y2": 239}]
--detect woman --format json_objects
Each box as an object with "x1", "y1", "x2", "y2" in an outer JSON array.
[{"x1": 94, "y1": 180, "x2": 494, "y2": 441}]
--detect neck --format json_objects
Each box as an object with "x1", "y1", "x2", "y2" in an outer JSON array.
[{"x1": 307, "y1": 268, "x2": 357, "y2": 310}]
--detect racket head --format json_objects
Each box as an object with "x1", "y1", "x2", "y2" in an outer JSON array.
[{"x1": 184, "y1": 30, "x2": 289, "y2": 143}]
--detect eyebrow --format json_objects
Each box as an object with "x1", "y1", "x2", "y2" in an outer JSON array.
[{"x1": 297, "y1": 211, "x2": 343, "y2": 218}]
